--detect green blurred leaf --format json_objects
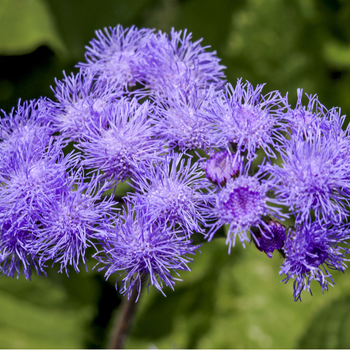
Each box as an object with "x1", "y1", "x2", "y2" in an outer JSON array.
[
  {"x1": 45, "y1": 258, "x2": 100, "y2": 307},
  {"x1": 0, "y1": 0, "x2": 67, "y2": 56},
  {"x1": 324, "y1": 40, "x2": 350, "y2": 69},
  {"x1": 126, "y1": 239, "x2": 240, "y2": 349},
  {"x1": 126, "y1": 238, "x2": 350, "y2": 349},
  {"x1": 298, "y1": 293, "x2": 350, "y2": 348},
  {"x1": 225, "y1": 0, "x2": 316, "y2": 95},
  {"x1": 44, "y1": 0, "x2": 157, "y2": 61},
  {"x1": 0, "y1": 274, "x2": 94, "y2": 348}
]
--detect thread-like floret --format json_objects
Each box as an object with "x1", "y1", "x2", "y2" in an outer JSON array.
[
  {"x1": 266, "y1": 132, "x2": 350, "y2": 223},
  {"x1": 128, "y1": 153, "x2": 212, "y2": 237},
  {"x1": 78, "y1": 97, "x2": 164, "y2": 182},
  {"x1": 205, "y1": 168, "x2": 285, "y2": 252},
  {"x1": 95, "y1": 205, "x2": 199, "y2": 298},
  {"x1": 281, "y1": 220, "x2": 350, "y2": 301},
  {"x1": 204, "y1": 79, "x2": 286, "y2": 160}
]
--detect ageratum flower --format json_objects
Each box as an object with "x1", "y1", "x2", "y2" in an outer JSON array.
[
  {"x1": 95, "y1": 204, "x2": 199, "y2": 298},
  {"x1": 265, "y1": 131, "x2": 350, "y2": 223},
  {"x1": 0, "y1": 98, "x2": 53, "y2": 156},
  {"x1": 140, "y1": 28, "x2": 225, "y2": 96},
  {"x1": 0, "y1": 139, "x2": 72, "y2": 220},
  {"x1": 0, "y1": 214, "x2": 43, "y2": 279},
  {"x1": 37, "y1": 173, "x2": 115, "y2": 274},
  {"x1": 78, "y1": 97, "x2": 164, "y2": 182},
  {"x1": 283, "y1": 88, "x2": 332, "y2": 137},
  {"x1": 206, "y1": 165, "x2": 286, "y2": 253},
  {"x1": 204, "y1": 79, "x2": 287, "y2": 160},
  {"x1": 48, "y1": 69, "x2": 121, "y2": 140},
  {"x1": 128, "y1": 153, "x2": 213, "y2": 237},
  {"x1": 77, "y1": 25, "x2": 154, "y2": 87},
  {"x1": 0, "y1": 139, "x2": 74, "y2": 278},
  {"x1": 152, "y1": 86, "x2": 219, "y2": 150},
  {"x1": 280, "y1": 220, "x2": 350, "y2": 301}
]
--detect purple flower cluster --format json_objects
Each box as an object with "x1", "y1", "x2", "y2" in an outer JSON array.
[
  {"x1": 198, "y1": 79, "x2": 350, "y2": 300},
  {"x1": 0, "y1": 101, "x2": 114, "y2": 277},
  {"x1": 2, "y1": 24, "x2": 350, "y2": 301}
]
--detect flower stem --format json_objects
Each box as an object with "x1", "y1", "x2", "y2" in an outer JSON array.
[{"x1": 109, "y1": 278, "x2": 145, "y2": 349}]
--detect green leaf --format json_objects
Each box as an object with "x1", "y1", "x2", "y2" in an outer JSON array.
[
  {"x1": 0, "y1": 0, "x2": 67, "y2": 56},
  {"x1": 0, "y1": 274, "x2": 93, "y2": 348},
  {"x1": 44, "y1": 0, "x2": 157, "y2": 61},
  {"x1": 126, "y1": 238, "x2": 240, "y2": 349},
  {"x1": 298, "y1": 293, "x2": 350, "y2": 348},
  {"x1": 323, "y1": 40, "x2": 350, "y2": 69},
  {"x1": 125, "y1": 238, "x2": 350, "y2": 348}
]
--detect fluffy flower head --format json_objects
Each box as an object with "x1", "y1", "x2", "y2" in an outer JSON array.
[
  {"x1": 153, "y1": 86, "x2": 218, "y2": 150},
  {"x1": 129, "y1": 153, "x2": 212, "y2": 237},
  {"x1": 0, "y1": 98, "x2": 53, "y2": 157},
  {"x1": 48, "y1": 70, "x2": 121, "y2": 140},
  {"x1": 266, "y1": 132, "x2": 350, "y2": 223},
  {"x1": 78, "y1": 97, "x2": 163, "y2": 182},
  {"x1": 140, "y1": 28, "x2": 225, "y2": 95},
  {"x1": 281, "y1": 220, "x2": 350, "y2": 301},
  {"x1": 78, "y1": 25, "x2": 154, "y2": 87},
  {"x1": 206, "y1": 164, "x2": 286, "y2": 252},
  {"x1": 96, "y1": 205, "x2": 199, "y2": 298},
  {"x1": 37, "y1": 173, "x2": 115, "y2": 274},
  {"x1": 205, "y1": 80, "x2": 286, "y2": 160}
]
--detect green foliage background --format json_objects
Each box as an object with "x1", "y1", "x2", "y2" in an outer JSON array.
[{"x1": 1, "y1": 0, "x2": 350, "y2": 348}]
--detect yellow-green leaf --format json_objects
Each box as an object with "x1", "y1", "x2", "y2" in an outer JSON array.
[{"x1": 0, "y1": 0, "x2": 67, "y2": 56}]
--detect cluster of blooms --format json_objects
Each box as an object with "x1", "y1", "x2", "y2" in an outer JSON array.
[{"x1": 1, "y1": 25, "x2": 350, "y2": 301}]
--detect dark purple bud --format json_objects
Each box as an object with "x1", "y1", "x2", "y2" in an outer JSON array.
[{"x1": 252, "y1": 219, "x2": 286, "y2": 258}]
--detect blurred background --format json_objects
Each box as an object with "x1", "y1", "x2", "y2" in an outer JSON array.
[{"x1": 1, "y1": 0, "x2": 350, "y2": 348}]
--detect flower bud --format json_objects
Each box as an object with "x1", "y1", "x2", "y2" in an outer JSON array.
[{"x1": 252, "y1": 219, "x2": 286, "y2": 258}]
